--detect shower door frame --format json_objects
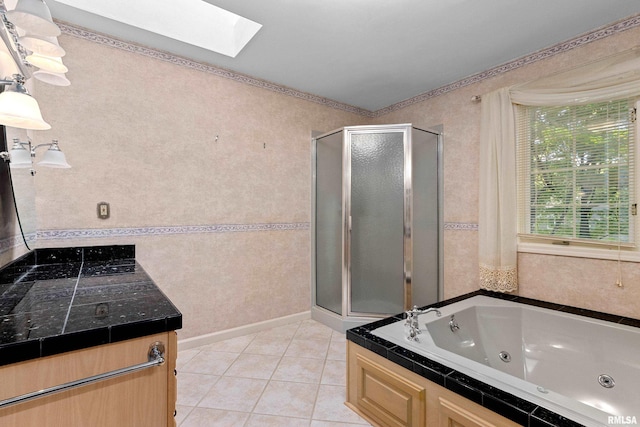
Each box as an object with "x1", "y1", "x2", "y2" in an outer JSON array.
[
  {"x1": 343, "y1": 124, "x2": 413, "y2": 317},
  {"x1": 311, "y1": 124, "x2": 443, "y2": 328}
]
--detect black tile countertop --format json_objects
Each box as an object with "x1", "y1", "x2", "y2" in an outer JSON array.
[
  {"x1": 0, "y1": 245, "x2": 182, "y2": 366},
  {"x1": 346, "y1": 290, "x2": 640, "y2": 427}
]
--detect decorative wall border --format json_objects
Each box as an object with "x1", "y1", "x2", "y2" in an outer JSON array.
[
  {"x1": 37, "y1": 222, "x2": 310, "y2": 240},
  {"x1": 444, "y1": 222, "x2": 478, "y2": 231},
  {"x1": 0, "y1": 233, "x2": 36, "y2": 253},
  {"x1": 57, "y1": 23, "x2": 371, "y2": 118},
  {"x1": 59, "y1": 13, "x2": 640, "y2": 119},
  {"x1": 34, "y1": 221, "x2": 475, "y2": 242}
]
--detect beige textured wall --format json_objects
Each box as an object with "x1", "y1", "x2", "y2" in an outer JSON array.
[
  {"x1": 22, "y1": 24, "x2": 640, "y2": 341},
  {"x1": 30, "y1": 35, "x2": 366, "y2": 339},
  {"x1": 376, "y1": 26, "x2": 640, "y2": 319}
]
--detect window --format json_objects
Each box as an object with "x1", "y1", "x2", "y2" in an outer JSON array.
[{"x1": 516, "y1": 99, "x2": 638, "y2": 255}]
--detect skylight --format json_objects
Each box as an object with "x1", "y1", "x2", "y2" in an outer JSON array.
[{"x1": 53, "y1": 0, "x2": 262, "y2": 58}]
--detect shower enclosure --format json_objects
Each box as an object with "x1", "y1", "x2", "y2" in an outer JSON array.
[{"x1": 312, "y1": 124, "x2": 442, "y2": 332}]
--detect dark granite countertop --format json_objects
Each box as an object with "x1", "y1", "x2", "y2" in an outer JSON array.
[
  {"x1": 346, "y1": 290, "x2": 640, "y2": 427},
  {"x1": 0, "y1": 245, "x2": 182, "y2": 366}
]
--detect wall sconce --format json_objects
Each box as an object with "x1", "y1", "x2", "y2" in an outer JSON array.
[
  {"x1": 5, "y1": 0, "x2": 61, "y2": 37},
  {"x1": 0, "y1": 0, "x2": 70, "y2": 129},
  {"x1": 0, "y1": 136, "x2": 70, "y2": 174},
  {"x1": 0, "y1": 73, "x2": 50, "y2": 129}
]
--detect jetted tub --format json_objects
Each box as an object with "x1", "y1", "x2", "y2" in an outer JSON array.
[{"x1": 371, "y1": 295, "x2": 640, "y2": 427}]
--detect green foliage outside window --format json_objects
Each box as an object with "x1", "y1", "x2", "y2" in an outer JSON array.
[{"x1": 520, "y1": 100, "x2": 634, "y2": 243}]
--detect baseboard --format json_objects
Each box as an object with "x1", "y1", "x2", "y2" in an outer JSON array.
[{"x1": 177, "y1": 311, "x2": 311, "y2": 351}]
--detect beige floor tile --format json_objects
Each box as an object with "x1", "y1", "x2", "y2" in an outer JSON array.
[
  {"x1": 321, "y1": 360, "x2": 346, "y2": 386},
  {"x1": 198, "y1": 376, "x2": 267, "y2": 412},
  {"x1": 331, "y1": 331, "x2": 346, "y2": 342},
  {"x1": 253, "y1": 380, "x2": 319, "y2": 418},
  {"x1": 243, "y1": 336, "x2": 292, "y2": 356},
  {"x1": 284, "y1": 338, "x2": 330, "y2": 359},
  {"x1": 294, "y1": 319, "x2": 334, "y2": 340},
  {"x1": 310, "y1": 421, "x2": 372, "y2": 427},
  {"x1": 260, "y1": 322, "x2": 301, "y2": 339},
  {"x1": 180, "y1": 350, "x2": 239, "y2": 375},
  {"x1": 180, "y1": 407, "x2": 249, "y2": 427},
  {"x1": 175, "y1": 405, "x2": 193, "y2": 425},
  {"x1": 312, "y1": 385, "x2": 370, "y2": 424},
  {"x1": 176, "y1": 348, "x2": 200, "y2": 370},
  {"x1": 203, "y1": 333, "x2": 256, "y2": 353},
  {"x1": 176, "y1": 372, "x2": 219, "y2": 406},
  {"x1": 326, "y1": 340, "x2": 346, "y2": 361},
  {"x1": 224, "y1": 353, "x2": 281, "y2": 379},
  {"x1": 176, "y1": 320, "x2": 368, "y2": 426},
  {"x1": 272, "y1": 356, "x2": 325, "y2": 383},
  {"x1": 246, "y1": 414, "x2": 311, "y2": 426}
]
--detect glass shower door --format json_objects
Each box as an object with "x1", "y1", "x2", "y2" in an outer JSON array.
[
  {"x1": 315, "y1": 131, "x2": 344, "y2": 315},
  {"x1": 348, "y1": 131, "x2": 405, "y2": 315}
]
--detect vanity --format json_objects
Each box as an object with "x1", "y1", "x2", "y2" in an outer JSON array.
[{"x1": 0, "y1": 244, "x2": 182, "y2": 427}]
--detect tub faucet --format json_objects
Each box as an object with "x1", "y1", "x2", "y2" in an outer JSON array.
[
  {"x1": 405, "y1": 306, "x2": 442, "y2": 341},
  {"x1": 449, "y1": 315, "x2": 460, "y2": 332}
]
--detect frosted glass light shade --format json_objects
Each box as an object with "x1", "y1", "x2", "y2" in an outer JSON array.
[
  {"x1": 26, "y1": 53, "x2": 68, "y2": 73},
  {"x1": 8, "y1": 144, "x2": 32, "y2": 168},
  {"x1": 38, "y1": 146, "x2": 70, "y2": 168},
  {"x1": 0, "y1": 89, "x2": 51, "y2": 130},
  {"x1": 6, "y1": 0, "x2": 61, "y2": 37},
  {"x1": 33, "y1": 70, "x2": 70, "y2": 86},
  {"x1": 19, "y1": 35, "x2": 65, "y2": 57}
]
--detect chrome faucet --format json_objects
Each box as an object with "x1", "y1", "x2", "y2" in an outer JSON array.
[
  {"x1": 449, "y1": 315, "x2": 460, "y2": 332},
  {"x1": 405, "y1": 306, "x2": 442, "y2": 341}
]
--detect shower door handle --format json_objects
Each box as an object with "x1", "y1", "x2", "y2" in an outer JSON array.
[{"x1": 348, "y1": 215, "x2": 352, "y2": 232}]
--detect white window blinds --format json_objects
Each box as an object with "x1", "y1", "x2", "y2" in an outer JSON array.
[{"x1": 516, "y1": 99, "x2": 637, "y2": 246}]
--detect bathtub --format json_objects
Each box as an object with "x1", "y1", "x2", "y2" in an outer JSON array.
[{"x1": 371, "y1": 295, "x2": 640, "y2": 427}]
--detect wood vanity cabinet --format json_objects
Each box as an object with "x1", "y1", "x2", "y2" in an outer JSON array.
[
  {"x1": 346, "y1": 341, "x2": 520, "y2": 427},
  {"x1": 0, "y1": 331, "x2": 178, "y2": 427}
]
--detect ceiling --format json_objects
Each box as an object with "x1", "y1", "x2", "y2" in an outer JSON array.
[{"x1": 46, "y1": 0, "x2": 640, "y2": 113}]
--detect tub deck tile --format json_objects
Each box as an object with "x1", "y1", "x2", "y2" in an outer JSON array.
[
  {"x1": 482, "y1": 388, "x2": 537, "y2": 427},
  {"x1": 530, "y1": 406, "x2": 586, "y2": 427},
  {"x1": 444, "y1": 371, "x2": 484, "y2": 405}
]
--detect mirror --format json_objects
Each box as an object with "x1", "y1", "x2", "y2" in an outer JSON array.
[{"x1": 5, "y1": 125, "x2": 36, "y2": 248}]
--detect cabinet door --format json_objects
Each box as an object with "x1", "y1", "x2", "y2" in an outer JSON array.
[
  {"x1": 438, "y1": 396, "x2": 503, "y2": 427},
  {"x1": 0, "y1": 332, "x2": 176, "y2": 427},
  {"x1": 354, "y1": 353, "x2": 426, "y2": 427}
]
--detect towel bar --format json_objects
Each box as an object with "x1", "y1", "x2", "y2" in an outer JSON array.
[{"x1": 0, "y1": 341, "x2": 165, "y2": 409}]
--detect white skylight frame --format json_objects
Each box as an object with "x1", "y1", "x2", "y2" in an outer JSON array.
[{"x1": 53, "y1": 0, "x2": 262, "y2": 58}]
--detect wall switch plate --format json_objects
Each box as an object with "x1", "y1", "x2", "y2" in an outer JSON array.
[{"x1": 97, "y1": 202, "x2": 110, "y2": 219}]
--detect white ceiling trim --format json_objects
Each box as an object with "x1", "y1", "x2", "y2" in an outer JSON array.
[{"x1": 57, "y1": 14, "x2": 640, "y2": 118}]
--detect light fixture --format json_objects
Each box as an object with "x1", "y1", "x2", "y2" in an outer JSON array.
[
  {"x1": 0, "y1": 74, "x2": 50, "y2": 129},
  {"x1": 19, "y1": 34, "x2": 65, "y2": 57},
  {"x1": 25, "y1": 52, "x2": 68, "y2": 73},
  {"x1": 5, "y1": 0, "x2": 60, "y2": 37},
  {"x1": 37, "y1": 139, "x2": 70, "y2": 168},
  {"x1": 33, "y1": 69, "x2": 69, "y2": 86},
  {"x1": 0, "y1": 137, "x2": 70, "y2": 174}
]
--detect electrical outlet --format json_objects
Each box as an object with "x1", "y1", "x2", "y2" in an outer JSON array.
[{"x1": 97, "y1": 202, "x2": 110, "y2": 219}]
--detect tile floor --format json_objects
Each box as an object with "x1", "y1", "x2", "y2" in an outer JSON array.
[{"x1": 176, "y1": 319, "x2": 372, "y2": 426}]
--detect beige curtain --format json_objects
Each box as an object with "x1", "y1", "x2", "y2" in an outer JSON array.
[
  {"x1": 478, "y1": 47, "x2": 640, "y2": 293},
  {"x1": 479, "y1": 88, "x2": 518, "y2": 292}
]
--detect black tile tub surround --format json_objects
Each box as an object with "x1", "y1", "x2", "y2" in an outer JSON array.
[
  {"x1": 0, "y1": 245, "x2": 182, "y2": 366},
  {"x1": 346, "y1": 290, "x2": 640, "y2": 427}
]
